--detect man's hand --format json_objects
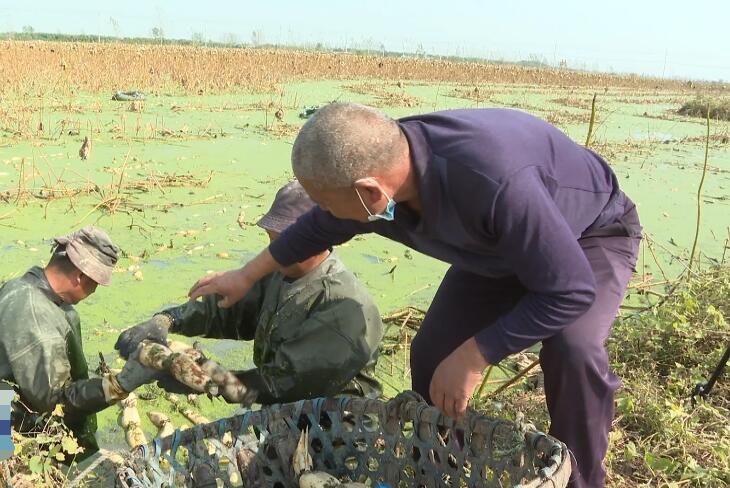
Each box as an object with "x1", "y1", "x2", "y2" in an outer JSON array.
[
  {"x1": 220, "y1": 370, "x2": 258, "y2": 406},
  {"x1": 189, "y1": 248, "x2": 281, "y2": 307},
  {"x1": 114, "y1": 314, "x2": 172, "y2": 359},
  {"x1": 188, "y1": 268, "x2": 252, "y2": 308},
  {"x1": 429, "y1": 337, "x2": 488, "y2": 418}
]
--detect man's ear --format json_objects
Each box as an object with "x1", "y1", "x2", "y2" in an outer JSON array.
[
  {"x1": 73, "y1": 269, "x2": 84, "y2": 286},
  {"x1": 353, "y1": 178, "x2": 382, "y2": 203}
]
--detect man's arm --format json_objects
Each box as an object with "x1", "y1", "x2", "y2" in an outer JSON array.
[
  {"x1": 166, "y1": 277, "x2": 268, "y2": 340},
  {"x1": 431, "y1": 165, "x2": 598, "y2": 418},
  {"x1": 9, "y1": 336, "x2": 70, "y2": 412},
  {"x1": 6, "y1": 294, "x2": 156, "y2": 423},
  {"x1": 474, "y1": 166, "x2": 597, "y2": 364},
  {"x1": 269, "y1": 207, "x2": 367, "y2": 266},
  {"x1": 188, "y1": 248, "x2": 278, "y2": 304},
  {"x1": 117, "y1": 275, "x2": 270, "y2": 358},
  {"x1": 8, "y1": 333, "x2": 110, "y2": 423},
  {"x1": 188, "y1": 209, "x2": 368, "y2": 306}
]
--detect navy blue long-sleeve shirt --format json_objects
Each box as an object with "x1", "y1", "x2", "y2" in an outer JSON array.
[{"x1": 269, "y1": 108, "x2": 641, "y2": 364}]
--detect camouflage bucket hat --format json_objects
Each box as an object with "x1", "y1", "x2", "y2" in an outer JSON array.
[
  {"x1": 257, "y1": 180, "x2": 316, "y2": 233},
  {"x1": 53, "y1": 226, "x2": 119, "y2": 286}
]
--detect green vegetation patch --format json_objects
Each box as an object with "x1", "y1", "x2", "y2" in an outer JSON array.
[
  {"x1": 476, "y1": 265, "x2": 730, "y2": 487},
  {"x1": 678, "y1": 96, "x2": 730, "y2": 121}
]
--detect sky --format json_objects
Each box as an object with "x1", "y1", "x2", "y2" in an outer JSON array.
[{"x1": 0, "y1": 0, "x2": 727, "y2": 81}]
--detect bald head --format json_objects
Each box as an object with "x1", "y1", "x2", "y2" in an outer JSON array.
[{"x1": 291, "y1": 103, "x2": 407, "y2": 189}]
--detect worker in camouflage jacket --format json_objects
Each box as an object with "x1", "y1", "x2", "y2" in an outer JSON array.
[
  {"x1": 0, "y1": 226, "x2": 158, "y2": 458},
  {"x1": 116, "y1": 181, "x2": 384, "y2": 404}
]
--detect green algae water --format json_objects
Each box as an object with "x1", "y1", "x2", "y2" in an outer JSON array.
[{"x1": 0, "y1": 80, "x2": 727, "y2": 449}]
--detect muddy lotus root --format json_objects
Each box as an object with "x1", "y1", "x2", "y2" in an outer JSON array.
[
  {"x1": 138, "y1": 339, "x2": 254, "y2": 404},
  {"x1": 138, "y1": 340, "x2": 219, "y2": 395}
]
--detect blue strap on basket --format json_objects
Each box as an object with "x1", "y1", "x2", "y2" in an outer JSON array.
[
  {"x1": 168, "y1": 429, "x2": 183, "y2": 468},
  {"x1": 217, "y1": 419, "x2": 227, "y2": 441},
  {"x1": 338, "y1": 396, "x2": 349, "y2": 411},
  {"x1": 312, "y1": 397, "x2": 325, "y2": 417},
  {"x1": 283, "y1": 399, "x2": 306, "y2": 432}
]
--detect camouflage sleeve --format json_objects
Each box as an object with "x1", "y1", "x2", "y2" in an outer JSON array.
[
  {"x1": 7, "y1": 330, "x2": 107, "y2": 421},
  {"x1": 256, "y1": 295, "x2": 383, "y2": 403},
  {"x1": 3, "y1": 291, "x2": 108, "y2": 420},
  {"x1": 9, "y1": 337, "x2": 72, "y2": 414},
  {"x1": 166, "y1": 277, "x2": 268, "y2": 340}
]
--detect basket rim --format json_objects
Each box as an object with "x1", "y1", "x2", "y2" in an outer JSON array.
[{"x1": 131, "y1": 391, "x2": 571, "y2": 485}]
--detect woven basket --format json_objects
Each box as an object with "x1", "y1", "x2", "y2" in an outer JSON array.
[{"x1": 116, "y1": 391, "x2": 571, "y2": 488}]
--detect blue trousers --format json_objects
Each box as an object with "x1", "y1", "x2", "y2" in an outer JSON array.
[{"x1": 410, "y1": 235, "x2": 640, "y2": 488}]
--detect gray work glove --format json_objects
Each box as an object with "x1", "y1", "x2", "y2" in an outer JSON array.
[
  {"x1": 115, "y1": 313, "x2": 172, "y2": 359},
  {"x1": 102, "y1": 347, "x2": 160, "y2": 402},
  {"x1": 116, "y1": 357, "x2": 159, "y2": 393}
]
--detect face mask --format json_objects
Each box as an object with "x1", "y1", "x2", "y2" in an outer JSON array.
[{"x1": 355, "y1": 184, "x2": 396, "y2": 222}]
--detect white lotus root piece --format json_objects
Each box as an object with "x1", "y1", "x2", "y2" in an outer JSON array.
[
  {"x1": 147, "y1": 411, "x2": 175, "y2": 438},
  {"x1": 121, "y1": 393, "x2": 147, "y2": 448},
  {"x1": 293, "y1": 427, "x2": 368, "y2": 487}
]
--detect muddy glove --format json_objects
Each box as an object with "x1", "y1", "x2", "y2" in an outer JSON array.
[
  {"x1": 102, "y1": 347, "x2": 160, "y2": 402},
  {"x1": 115, "y1": 313, "x2": 173, "y2": 359},
  {"x1": 221, "y1": 369, "x2": 259, "y2": 406},
  {"x1": 155, "y1": 374, "x2": 198, "y2": 395}
]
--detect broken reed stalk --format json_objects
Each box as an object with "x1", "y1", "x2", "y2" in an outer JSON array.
[
  {"x1": 399, "y1": 310, "x2": 412, "y2": 332},
  {"x1": 72, "y1": 195, "x2": 119, "y2": 228},
  {"x1": 474, "y1": 365, "x2": 494, "y2": 401},
  {"x1": 110, "y1": 145, "x2": 132, "y2": 213},
  {"x1": 397, "y1": 311, "x2": 412, "y2": 381},
  {"x1": 585, "y1": 93, "x2": 597, "y2": 147},
  {"x1": 3, "y1": 160, "x2": 211, "y2": 220},
  {"x1": 644, "y1": 234, "x2": 669, "y2": 282},
  {"x1": 687, "y1": 103, "x2": 712, "y2": 273},
  {"x1": 14, "y1": 157, "x2": 26, "y2": 206},
  {"x1": 628, "y1": 229, "x2": 709, "y2": 313},
  {"x1": 627, "y1": 279, "x2": 676, "y2": 292},
  {"x1": 402, "y1": 328, "x2": 409, "y2": 380},
  {"x1": 486, "y1": 357, "x2": 541, "y2": 398}
]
